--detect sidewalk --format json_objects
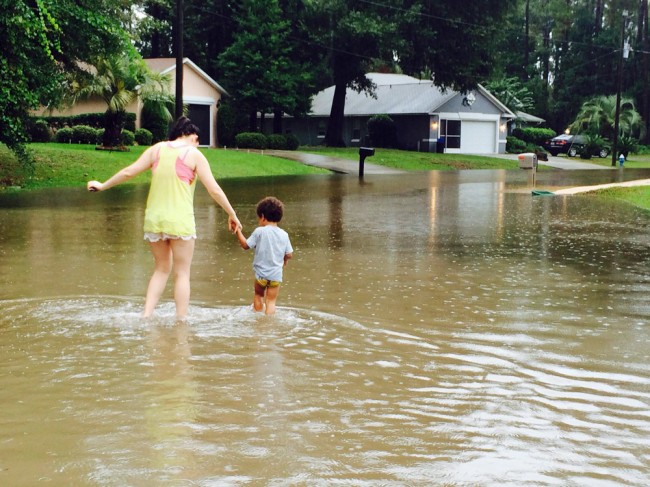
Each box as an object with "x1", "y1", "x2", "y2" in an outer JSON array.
[{"x1": 266, "y1": 150, "x2": 407, "y2": 175}]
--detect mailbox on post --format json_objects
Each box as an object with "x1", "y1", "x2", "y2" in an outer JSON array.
[
  {"x1": 518, "y1": 152, "x2": 537, "y2": 170},
  {"x1": 358, "y1": 147, "x2": 375, "y2": 178}
]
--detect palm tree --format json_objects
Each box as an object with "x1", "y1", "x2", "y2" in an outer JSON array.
[
  {"x1": 70, "y1": 49, "x2": 174, "y2": 148},
  {"x1": 569, "y1": 95, "x2": 644, "y2": 140}
]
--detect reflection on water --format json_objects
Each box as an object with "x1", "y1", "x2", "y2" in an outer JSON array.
[{"x1": 1, "y1": 170, "x2": 650, "y2": 485}]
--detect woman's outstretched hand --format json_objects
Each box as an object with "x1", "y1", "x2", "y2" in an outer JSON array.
[{"x1": 87, "y1": 181, "x2": 103, "y2": 192}]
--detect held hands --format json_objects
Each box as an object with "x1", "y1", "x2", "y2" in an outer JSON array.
[{"x1": 228, "y1": 216, "x2": 242, "y2": 233}]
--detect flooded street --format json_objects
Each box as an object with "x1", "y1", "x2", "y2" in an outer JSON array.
[{"x1": 1, "y1": 169, "x2": 649, "y2": 486}]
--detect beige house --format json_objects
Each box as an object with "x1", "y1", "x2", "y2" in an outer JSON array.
[{"x1": 45, "y1": 58, "x2": 228, "y2": 147}]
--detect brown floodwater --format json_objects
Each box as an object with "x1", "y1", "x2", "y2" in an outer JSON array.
[{"x1": 1, "y1": 169, "x2": 649, "y2": 486}]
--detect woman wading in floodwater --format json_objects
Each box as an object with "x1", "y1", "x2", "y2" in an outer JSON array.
[{"x1": 87, "y1": 116, "x2": 241, "y2": 319}]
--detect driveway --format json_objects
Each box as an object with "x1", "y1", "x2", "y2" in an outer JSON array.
[{"x1": 491, "y1": 153, "x2": 612, "y2": 170}]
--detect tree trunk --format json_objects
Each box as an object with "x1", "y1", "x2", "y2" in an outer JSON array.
[
  {"x1": 324, "y1": 81, "x2": 347, "y2": 147},
  {"x1": 273, "y1": 108, "x2": 283, "y2": 134},
  {"x1": 640, "y1": 0, "x2": 650, "y2": 143},
  {"x1": 524, "y1": 0, "x2": 530, "y2": 78},
  {"x1": 249, "y1": 110, "x2": 257, "y2": 132},
  {"x1": 594, "y1": 0, "x2": 603, "y2": 35},
  {"x1": 102, "y1": 110, "x2": 126, "y2": 148}
]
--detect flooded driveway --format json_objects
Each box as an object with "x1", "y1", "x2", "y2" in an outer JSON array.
[{"x1": 1, "y1": 169, "x2": 649, "y2": 486}]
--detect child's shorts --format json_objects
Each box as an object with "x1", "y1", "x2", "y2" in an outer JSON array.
[{"x1": 256, "y1": 277, "x2": 281, "y2": 288}]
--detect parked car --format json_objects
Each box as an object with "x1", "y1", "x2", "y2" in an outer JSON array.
[{"x1": 544, "y1": 134, "x2": 610, "y2": 158}]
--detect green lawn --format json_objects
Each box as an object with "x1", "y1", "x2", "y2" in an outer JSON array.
[
  {"x1": 588, "y1": 185, "x2": 650, "y2": 211},
  {"x1": 299, "y1": 146, "x2": 523, "y2": 171},
  {"x1": 0, "y1": 143, "x2": 329, "y2": 189}
]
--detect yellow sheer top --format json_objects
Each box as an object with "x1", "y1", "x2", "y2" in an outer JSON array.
[{"x1": 143, "y1": 143, "x2": 197, "y2": 236}]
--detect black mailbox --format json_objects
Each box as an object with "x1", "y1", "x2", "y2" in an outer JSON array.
[{"x1": 358, "y1": 147, "x2": 375, "y2": 178}]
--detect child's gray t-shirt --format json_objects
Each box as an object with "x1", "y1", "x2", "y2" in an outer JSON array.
[{"x1": 246, "y1": 225, "x2": 293, "y2": 282}]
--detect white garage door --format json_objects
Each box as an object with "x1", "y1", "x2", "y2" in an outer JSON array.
[{"x1": 460, "y1": 121, "x2": 496, "y2": 153}]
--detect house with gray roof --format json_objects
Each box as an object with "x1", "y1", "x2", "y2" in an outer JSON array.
[{"x1": 281, "y1": 73, "x2": 515, "y2": 154}]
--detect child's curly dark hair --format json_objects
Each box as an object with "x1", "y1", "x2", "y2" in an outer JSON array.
[{"x1": 256, "y1": 196, "x2": 284, "y2": 222}]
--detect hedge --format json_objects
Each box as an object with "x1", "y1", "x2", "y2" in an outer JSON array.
[
  {"x1": 512, "y1": 127, "x2": 556, "y2": 145},
  {"x1": 135, "y1": 128, "x2": 153, "y2": 146},
  {"x1": 29, "y1": 119, "x2": 52, "y2": 143},
  {"x1": 234, "y1": 132, "x2": 300, "y2": 150},
  {"x1": 71, "y1": 125, "x2": 99, "y2": 144},
  {"x1": 32, "y1": 113, "x2": 137, "y2": 132}
]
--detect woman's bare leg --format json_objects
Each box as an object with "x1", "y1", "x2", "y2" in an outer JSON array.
[
  {"x1": 143, "y1": 240, "x2": 172, "y2": 317},
  {"x1": 170, "y1": 238, "x2": 195, "y2": 319}
]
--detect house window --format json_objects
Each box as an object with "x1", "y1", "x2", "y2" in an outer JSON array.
[
  {"x1": 317, "y1": 120, "x2": 326, "y2": 138},
  {"x1": 440, "y1": 119, "x2": 460, "y2": 149},
  {"x1": 351, "y1": 118, "x2": 361, "y2": 142}
]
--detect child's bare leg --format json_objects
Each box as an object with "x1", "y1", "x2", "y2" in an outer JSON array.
[
  {"x1": 144, "y1": 240, "x2": 172, "y2": 317},
  {"x1": 264, "y1": 285, "x2": 280, "y2": 315},
  {"x1": 170, "y1": 238, "x2": 195, "y2": 319},
  {"x1": 253, "y1": 281, "x2": 266, "y2": 312}
]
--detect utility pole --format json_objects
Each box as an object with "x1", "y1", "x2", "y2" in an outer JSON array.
[
  {"x1": 175, "y1": 0, "x2": 184, "y2": 120},
  {"x1": 612, "y1": 10, "x2": 629, "y2": 166}
]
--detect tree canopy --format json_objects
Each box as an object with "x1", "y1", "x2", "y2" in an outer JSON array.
[
  {"x1": 66, "y1": 48, "x2": 174, "y2": 147},
  {"x1": 4, "y1": 0, "x2": 650, "y2": 160},
  {"x1": 0, "y1": 0, "x2": 126, "y2": 159}
]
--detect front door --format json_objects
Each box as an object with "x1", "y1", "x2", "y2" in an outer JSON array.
[{"x1": 187, "y1": 104, "x2": 211, "y2": 147}]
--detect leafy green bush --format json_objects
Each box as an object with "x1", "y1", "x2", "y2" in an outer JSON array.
[
  {"x1": 30, "y1": 119, "x2": 52, "y2": 143},
  {"x1": 141, "y1": 103, "x2": 172, "y2": 143},
  {"x1": 506, "y1": 136, "x2": 526, "y2": 153},
  {"x1": 617, "y1": 135, "x2": 639, "y2": 158},
  {"x1": 266, "y1": 134, "x2": 287, "y2": 149},
  {"x1": 55, "y1": 127, "x2": 74, "y2": 143},
  {"x1": 284, "y1": 133, "x2": 300, "y2": 151},
  {"x1": 235, "y1": 132, "x2": 267, "y2": 149},
  {"x1": 71, "y1": 125, "x2": 98, "y2": 144},
  {"x1": 579, "y1": 135, "x2": 605, "y2": 159},
  {"x1": 134, "y1": 128, "x2": 153, "y2": 146},
  {"x1": 635, "y1": 144, "x2": 650, "y2": 154},
  {"x1": 512, "y1": 127, "x2": 556, "y2": 145},
  {"x1": 121, "y1": 129, "x2": 135, "y2": 146},
  {"x1": 367, "y1": 114, "x2": 397, "y2": 148}
]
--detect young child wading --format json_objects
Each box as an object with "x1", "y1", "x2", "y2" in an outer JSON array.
[{"x1": 235, "y1": 197, "x2": 293, "y2": 315}]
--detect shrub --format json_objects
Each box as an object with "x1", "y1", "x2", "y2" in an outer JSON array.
[
  {"x1": 512, "y1": 127, "x2": 556, "y2": 145},
  {"x1": 121, "y1": 129, "x2": 135, "y2": 146},
  {"x1": 506, "y1": 136, "x2": 526, "y2": 153},
  {"x1": 217, "y1": 103, "x2": 249, "y2": 147},
  {"x1": 284, "y1": 133, "x2": 300, "y2": 150},
  {"x1": 579, "y1": 134, "x2": 604, "y2": 159},
  {"x1": 141, "y1": 103, "x2": 172, "y2": 143},
  {"x1": 96, "y1": 129, "x2": 105, "y2": 145},
  {"x1": 266, "y1": 134, "x2": 287, "y2": 149},
  {"x1": 235, "y1": 132, "x2": 267, "y2": 149},
  {"x1": 367, "y1": 114, "x2": 397, "y2": 148},
  {"x1": 71, "y1": 125, "x2": 98, "y2": 144},
  {"x1": 30, "y1": 119, "x2": 52, "y2": 143},
  {"x1": 616, "y1": 135, "x2": 639, "y2": 158},
  {"x1": 55, "y1": 127, "x2": 74, "y2": 143},
  {"x1": 134, "y1": 128, "x2": 153, "y2": 146}
]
